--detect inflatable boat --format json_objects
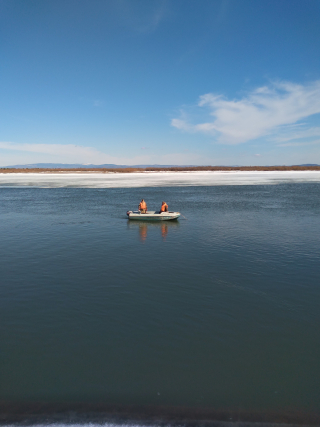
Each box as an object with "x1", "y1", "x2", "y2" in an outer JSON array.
[{"x1": 126, "y1": 210, "x2": 180, "y2": 221}]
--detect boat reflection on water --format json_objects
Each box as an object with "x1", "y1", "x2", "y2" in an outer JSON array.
[{"x1": 127, "y1": 220, "x2": 180, "y2": 242}]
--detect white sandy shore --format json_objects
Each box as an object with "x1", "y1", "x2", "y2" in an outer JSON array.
[{"x1": 0, "y1": 170, "x2": 320, "y2": 188}]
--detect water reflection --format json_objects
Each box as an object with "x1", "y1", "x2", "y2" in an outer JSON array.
[
  {"x1": 139, "y1": 223, "x2": 148, "y2": 242},
  {"x1": 127, "y1": 220, "x2": 180, "y2": 242}
]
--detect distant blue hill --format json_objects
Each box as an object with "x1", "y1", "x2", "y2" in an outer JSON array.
[
  {"x1": 1, "y1": 163, "x2": 182, "y2": 169},
  {"x1": 1, "y1": 163, "x2": 319, "y2": 169}
]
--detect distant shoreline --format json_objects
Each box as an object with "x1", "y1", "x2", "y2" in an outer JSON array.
[{"x1": 1, "y1": 166, "x2": 320, "y2": 174}]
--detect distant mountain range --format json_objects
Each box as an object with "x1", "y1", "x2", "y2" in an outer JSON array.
[
  {"x1": 1, "y1": 163, "x2": 319, "y2": 169},
  {"x1": 1, "y1": 163, "x2": 183, "y2": 169}
]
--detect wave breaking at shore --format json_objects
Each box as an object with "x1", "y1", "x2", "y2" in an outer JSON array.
[{"x1": 1, "y1": 402, "x2": 319, "y2": 427}]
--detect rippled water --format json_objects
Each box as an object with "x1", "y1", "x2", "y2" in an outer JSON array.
[{"x1": 1, "y1": 183, "x2": 320, "y2": 425}]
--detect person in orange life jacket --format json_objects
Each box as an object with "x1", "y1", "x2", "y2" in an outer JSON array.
[
  {"x1": 160, "y1": 201, "x2": 168, "y2": 213},
  {"x1": 138, "y1": 199, "x2": 147, "y2": 213}
]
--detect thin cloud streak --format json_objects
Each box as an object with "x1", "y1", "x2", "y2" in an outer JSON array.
[
  {"x1": 0, "y1": 141, "x2": 201, "y2": 166},
  {"x1": 0, "y1": 141, "x2": 141, "y2": 165},
  {"x1": 278, "y1": 139, "x2": 320, "y2": 147},
  {"x1": 272, "y1": 126, "x2": 320, "y2": 143},
  {"x1": 172, "y1": 80, "x2": 320, "y2": 144},
  {"x1": 93, "y1": 100, "x2": 103, "y2": 107},
  {"x1": 137, "y1": 3, "x2": 166, "y2": 33},
  {"x1": 115, "y1": 0, "x2": 167, "y2": 33},
  {"x1": 0, "y1": 141, "x2": 107, "y2": 158}
]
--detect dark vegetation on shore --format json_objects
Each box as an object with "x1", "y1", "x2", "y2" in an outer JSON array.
[{"x1": 0, "y1": 165, "x2": 320, "y2": 173}]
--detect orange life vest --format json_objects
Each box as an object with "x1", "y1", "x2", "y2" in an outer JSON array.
[
  {"x1": 140, "y1": 201, "x2": 147, "y2": 209},
  {"x1": 161, "y1": 203, "x2": 168, "y2": 212}
]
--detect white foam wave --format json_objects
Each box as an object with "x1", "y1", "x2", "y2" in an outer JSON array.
[{"x1": 0, "y1": 171, "x2": 320, "y2": 188}]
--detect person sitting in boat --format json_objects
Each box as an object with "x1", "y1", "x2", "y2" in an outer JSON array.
[
  {"x1": 160, "y1": 201, "x2": 168, "y2": 213},
  {"x1": 138, "y1": 199, "x2": 147, "y2": 213}
]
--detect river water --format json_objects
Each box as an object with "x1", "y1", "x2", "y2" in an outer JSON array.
[{"x1": 0, "y1": 175, "x2": 320, "y2": 425}]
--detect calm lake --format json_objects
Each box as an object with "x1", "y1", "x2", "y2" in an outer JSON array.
[{"x1": 1, "y1": 181, "x2": 320, "y2": 425}]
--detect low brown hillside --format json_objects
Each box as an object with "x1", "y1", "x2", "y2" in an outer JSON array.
[{"x1": 0, "y1": 165, "x2": 320, "y2": 173}]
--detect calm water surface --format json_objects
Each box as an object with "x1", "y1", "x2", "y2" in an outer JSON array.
[{"x1": 0, "y1": 184, "x2": 320, "y2": 422}]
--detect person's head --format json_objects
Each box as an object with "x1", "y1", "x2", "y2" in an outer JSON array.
[
  {"x1": 162, "y1": 201, "x2": 165, "y2": 204},
  {"x1": 141, "y1": 199, "x2": 144, "y2": 202}
]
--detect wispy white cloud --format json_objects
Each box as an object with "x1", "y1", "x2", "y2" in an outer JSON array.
[{"x1": 172, "y1": 80, "x2": 320, "y2": 144}]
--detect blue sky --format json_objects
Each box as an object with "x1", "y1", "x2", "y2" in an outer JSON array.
[{"x1": 1, "y1": 0, "x2": 320, "y2": 166}]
